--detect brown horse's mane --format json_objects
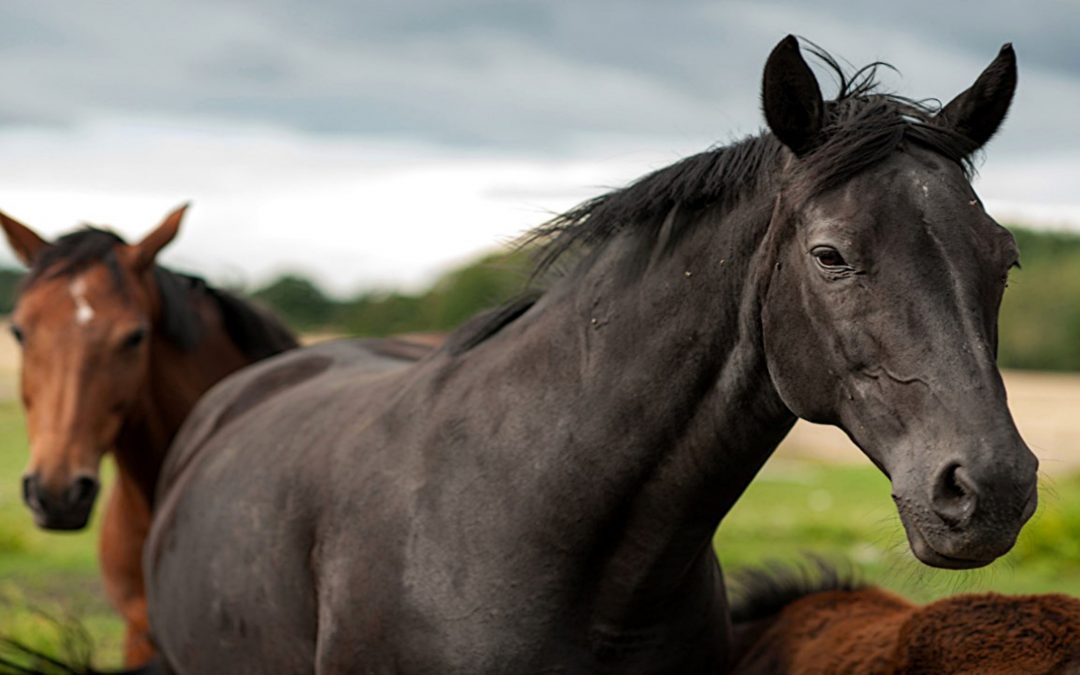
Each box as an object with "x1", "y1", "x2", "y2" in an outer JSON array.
[
  {"x1": 25, "y1": 227, "x2": 127, "y2": 288},
  {"x1": 21, "y1": 227, "x2": 297, "y2": 360},
  {"x1": 728, "y1": 557, "x2": 863, "y2": 624},
  {"x1": 444, "y1": 43, "x2": 978, "y2": 356}
]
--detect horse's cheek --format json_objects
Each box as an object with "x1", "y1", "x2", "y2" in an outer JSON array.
[{"x1": 761, "y1": 297, "x2": 839, "y2": 423}]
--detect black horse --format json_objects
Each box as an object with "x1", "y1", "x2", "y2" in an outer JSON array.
[{"x1": 145, "y1": 37, "x2": 1036, "y2": 672}]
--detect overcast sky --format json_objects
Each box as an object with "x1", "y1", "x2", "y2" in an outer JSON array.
[{"x1": 0, "y1": 1, "x2": 1076, "y2": 294}]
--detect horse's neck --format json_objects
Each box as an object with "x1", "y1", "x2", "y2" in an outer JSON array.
[
  {"x1": 474, "y1": 197, "x2": 795, "y2": 634},
  {"x1": 113, "y1": 303, "x2": 250, "y2": 506}
]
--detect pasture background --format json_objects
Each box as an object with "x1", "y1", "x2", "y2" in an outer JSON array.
[{"x1": 3, "y1": 226, "x2": 1080, "y2": 667}]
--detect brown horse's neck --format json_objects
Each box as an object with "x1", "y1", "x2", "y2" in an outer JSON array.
[{"x1": 112, "y1": 299, "x2": 250, "y2": 509}]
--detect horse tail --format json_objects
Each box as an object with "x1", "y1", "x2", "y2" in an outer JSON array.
[{"x1": 728, "y1": 555, "x2": 862, "y2": 625}]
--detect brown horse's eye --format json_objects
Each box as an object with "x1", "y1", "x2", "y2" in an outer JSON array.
[
  {"x1": 122, "y1": 327, "x2": 147, "y2": 350},
  {"x1": 10, "y1": 324, "x2": 24, "y2": 345},
  {"x1": 812, "y1": 246, "x2": 848, "y2": 269}
]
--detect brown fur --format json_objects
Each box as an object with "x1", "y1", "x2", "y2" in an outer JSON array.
[
  {"x1": 1, "y1": 205, "x2": 299, "y2": 666},
  {"x1": 733, "y1": 585, "x2": 1080, "y2": 674}
]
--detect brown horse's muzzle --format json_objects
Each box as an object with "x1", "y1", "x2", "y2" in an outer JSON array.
[{"x1": 22, "y1": 472, "x2": 100, "y2": 530}]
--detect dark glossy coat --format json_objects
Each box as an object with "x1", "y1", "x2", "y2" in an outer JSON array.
[{"x1": 145, "y1": 37, "x2": 1037, "y2": 673}]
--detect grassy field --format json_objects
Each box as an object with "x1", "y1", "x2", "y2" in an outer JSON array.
[
  {"x1": 0, "y1": 402, "x2": 125, "y2": 668},
  {"x1": 2, "y1": 395, "x2": 1080, "y2": 668},
  {"x1": 717, "y1": 461, "x2": 1080, "y2": 600}
]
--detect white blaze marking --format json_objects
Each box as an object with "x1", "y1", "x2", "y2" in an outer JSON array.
[{"x1": 69, "y1": 278, "x2": 95, "y2": 325}]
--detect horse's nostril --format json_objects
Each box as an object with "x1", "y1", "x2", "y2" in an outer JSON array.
[
  {"x1": 943, "y1": 465, "x2": 966, "y2": 499},
  {"x1": 68, "y1": 476, "x2": 99, "y2": 506},
  {"x1": 22, "y1": 474, "x2": 36, "y2": 506},
  {"x1": 932, "y1": 463, "x2": 977, "y2": 527}
]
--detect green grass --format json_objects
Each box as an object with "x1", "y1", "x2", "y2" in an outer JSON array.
[
  {"x1": 718, "y1": 459, "x2": 1080, "y2": 600},
  {"x1": 1, "y1": 400, "x2": 1080, "y2": 667},
  {"x1": 0, "y1": 401, "x2": 123, "y2": 669}
]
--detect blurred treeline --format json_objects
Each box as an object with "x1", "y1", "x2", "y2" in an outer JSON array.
[
  {"x1": 998, "y1": 228, "x2": 1080, "y2": 370},
  {"x1": 0, "y1": 226, "x2": 1076, "y2": 370},
  {"x1": 249, "y1": 248, "x2": 534, "y2": 336}
]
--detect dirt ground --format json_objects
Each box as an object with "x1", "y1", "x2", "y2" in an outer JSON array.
[{"x1": 0, "y1": 325, "x2": 1077, "y2": 472}]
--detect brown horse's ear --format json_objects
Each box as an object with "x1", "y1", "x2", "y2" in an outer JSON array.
[
  {"x1": 0, "y1": 211, "x2": 50, "y2": 267},
  {"x1": 762, "y1": 35, "x2": 824, "y2": 157},
  {"x1": 937, "y1": 44, "x2": 1017, "y2": 151},
  {"x1": 128, "y1": 203, "x2": 189, "y2": 270}
]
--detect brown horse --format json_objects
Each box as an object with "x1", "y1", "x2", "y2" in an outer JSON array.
[
  {"x1": 0, "y1": 205, "x2": 298, "y2": 666},
  {"x1": 730, "y1": 562, "x2": 1080, "y2": 673}
]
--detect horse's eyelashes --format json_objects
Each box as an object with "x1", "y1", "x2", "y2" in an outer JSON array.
[{"x1": 10, "y1": 324, "x2": 24, "y2": 345}]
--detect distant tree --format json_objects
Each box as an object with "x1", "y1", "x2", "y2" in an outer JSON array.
[
  {"x1": 0, "y1": 268, "x2": 23, "y2": 314},
  {"x1": 423, "y1": 249, "x2": 533, "y2": 329},
  {"x1": 338, "y1": 292, "x2": 428, "y2": 336},
  {"x1": 251, "y1": 274, "x2": 337, "y2": 330},
  {"x1": 998, "y1": 227, "x2": 1080, "y2": 370}
]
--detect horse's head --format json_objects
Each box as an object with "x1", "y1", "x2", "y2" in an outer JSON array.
[
  {"x1": 759, "y1": 37, "x2": 1036, "y2": 568},
  {"x1": 1, "y1": 205, "x2": 187, "y2": 530}
]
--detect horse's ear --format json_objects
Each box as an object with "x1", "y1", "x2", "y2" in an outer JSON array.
[
  {"x1": 0, "y1": 211, "x2": 50, "y2": 267},
  {"x1": 129, "y1": 203, "x2": 188, "y2": 270},
  {"x1": 762, "y1": 35, "x2": 824, "y2": 157},
  {"x1": 937, "y1": 44, "x2": 1017, "y2": 151}
]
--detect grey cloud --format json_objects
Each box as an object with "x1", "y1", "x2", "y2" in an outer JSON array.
[{"x1": 0, "y1": 0, "x2": 1075, "y2": 156}]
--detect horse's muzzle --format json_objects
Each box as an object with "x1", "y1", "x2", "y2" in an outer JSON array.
[
  {"x1": 22, "y1": 473, "x2": 99, "y2": 530},
  {"x1": 894, "y1": 453, "x2": 1039, "y2": 569}
]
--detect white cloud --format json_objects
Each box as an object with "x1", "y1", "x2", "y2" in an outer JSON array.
[
  {"x1": 0, "y1": 117, "x2": 1074, "y2": 296},
  {"x1": 0, "y1": 119, "x2": 672, "y2": 294}
]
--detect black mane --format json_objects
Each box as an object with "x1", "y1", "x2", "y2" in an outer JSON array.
[
  {"x1": 527, "y1": 46, "x2": 977, "y2": 277},
  {"x1": 201, "y1": 282, "x2": 299, "y2": 360},
  {"x1": 25, "y1": 228, "x2": 127, "y2": 288},
  {"x1": 728, "y1": 558, "x2": 862, "y2": 625},
  {"x1": 22, "y1": 226, "x2": 298, "y2": 359},
  {"x1": 444, "y1": 46, "x2": 979, "y2": 354},
  {"x1": 443, "y1": 293, "x2": 540, "y2": 355}
]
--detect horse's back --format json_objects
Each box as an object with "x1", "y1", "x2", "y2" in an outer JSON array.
[
  {"x1": 896, "y1": 592, "x2": 1080, "y2": 673},
  {"x1": 733, "y1": 586, "x2": 1080, "y2": 674},
  {"x1": 145, "y1": 337, "x2": 429, "y2": 672},
  {"x1": 733, "y1": 587, "x2": 910, "y2": 674},
  {"x1": 155, "y1": 337, "x2": 416, "y2": 499}
]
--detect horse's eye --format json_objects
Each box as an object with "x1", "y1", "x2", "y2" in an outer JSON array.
[
  {"x1": 10, "y1": 324, "x2": 24, "y2": 345},
  {"x1": 812, "y1": 246, "x2": 848, "y2": 269},
  {"x1": 122, "y1": 327, "x2": 147, "y2": 349}
]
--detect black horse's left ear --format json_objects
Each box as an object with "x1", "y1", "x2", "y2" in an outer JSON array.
[
  {"x1": 937, "y1": 44, "x2": 1017, "y2": 151},
  {"x1": 762, "y1": 35, "x2": 824, "y2": 157}
]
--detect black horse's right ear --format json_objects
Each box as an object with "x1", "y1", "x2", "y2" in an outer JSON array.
[
  {"x1": 937, "y1": 43, "x2": 1017, "y2": 151},
  {"x1": 762, "y1": 35, "x2": 824, "y2": 157},
  {"x1": 0, "y1": 211, "x2": 49, "y2": 267}
]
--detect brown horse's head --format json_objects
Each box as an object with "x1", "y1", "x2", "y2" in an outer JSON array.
[{"x1": 1, "y1": 205, "x2": 188, "y2": 530}]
